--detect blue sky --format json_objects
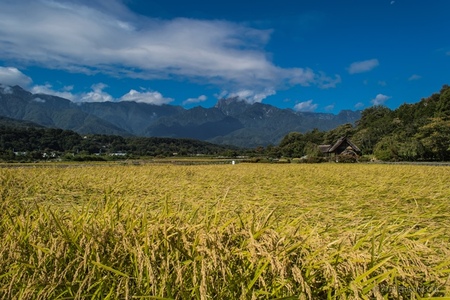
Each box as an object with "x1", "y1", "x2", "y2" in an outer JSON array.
[{"x1": 0, "y1": 0, "x2": 449, "y2": 113}]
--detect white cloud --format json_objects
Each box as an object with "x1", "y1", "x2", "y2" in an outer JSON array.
[
  {"x1": 408, "y1": 74, "x2": 421, "y2": 81},
  {"x1": 371, "y1": 94, "x2": 391, "y2": 105},
  {"x1": 30, "y1": 80, "x2": 172, "y2": 105},
  {"x1": 120, "y1": 89, "x2": 173, "y2": 105},
  {"x1": 227, "y1": 89, "x2": 276, "y2": 104},
  {"x1": 0, "y1": 67, "x2": 32, "y2": 87},
  {"x1": 316, "y1": 73, "x2": 342, "y2": 89},
  {"x1": 348, "y1": 59, "x2": 379, "y2": 74},
  {"x1": 31, "y1": 84, "x2": 76, "y2": 101},
  {"x1": 354, "y1": 102, "x2": 365, "y2": 109},
  {"x1": 378, "y1": 80, "x2": 387, "y2": 86},
  {"x1": 79, "y1": 83, "x2": 114, "y2": 102},
  {"x1": 214, "y1": 90, "x2": 229, "y2": 100},
  {"x1": 390, "y1": 1, "x2": 395, "y2": 5},
  {"x1": 0, "y1": 70, "x2": 173, "y2": 105},
  {"x1": 0, "y1": 0, "x2": 335, "y2": 93},
  {"x1": 324, "y1": 104, "x2": 335, "y2": 111},
  {"x1": 286, "y1": 68, "x2": 316, "y2": 86},
  {"x1": 447, "y1": 51, "x2": 450, "y2": 56},
  {"x1": 32, "y1": 97, "x2": 46, "y2": 103},
  {"x1": 293, "y1": 100, "x2": 318, "y2": 112},
  {"x1": 0, "y1": 85, "x2": 12, "y2": 94},
  {"x1": 183, "y1": 95, "x2": 207, "y2": 105}
]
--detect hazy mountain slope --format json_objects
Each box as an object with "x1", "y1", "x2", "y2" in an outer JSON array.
[
  {"x1": 208, "y1": 99, "x2": 360, "y2": 147},
  {"x1": 0, "y1": 115, "x2": 44, "y2": 129},
  {"x1": 0, "y1": 84, "x2": 361, "y2": 147},
  {"x1": 78, "y1": 101, "x2": 184, "y2": 135},
  {"x1": 0, "y1": 85, "x2": 130, "y2": 136}
]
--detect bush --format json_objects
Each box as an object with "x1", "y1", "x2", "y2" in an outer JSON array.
[
  {"x1": 242, "y1": 157, "x2": 272, "y2": 163},
  {"x1": 335, "y1": 154, "x2": 358, "y2": 163},
  {"x1": 358, "y1": 155, "x2": 372, "y2": 162},
  {"x1": 276, "y1": 158, "x2": 291, "y2": 163},
  {"x1": 71, "y1": 155, "x2": 107, "y2": 162},
  {"x1": 299, "y1": 156, "x2": 327, "y2": 163}
]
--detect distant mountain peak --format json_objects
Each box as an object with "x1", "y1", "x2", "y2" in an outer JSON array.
[
  {"x1": 215, "y1": 97, "x2": 251, "y2": 116},
  {"x1": 0, "y1": 84, "x2": 30, "y2": 97},
  {"x1": 215, "y1": 96, "x2": 248, "y2": 106},
  {"x1": 0, "y1": 83, "x2": 361, "y2": 147}
]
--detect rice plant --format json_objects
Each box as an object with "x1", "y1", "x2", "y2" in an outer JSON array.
[{"x1": 0, "y1": 163, "x2": 449, "y2": 299}]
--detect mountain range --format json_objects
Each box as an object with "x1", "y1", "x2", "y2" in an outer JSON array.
[{"x1": 0, "y1": 84, "x2": 361, "y2": 147}]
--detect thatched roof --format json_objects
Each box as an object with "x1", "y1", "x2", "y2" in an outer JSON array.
[
  {"x1": 327, "y1": 136, "x2": 361, "y2": 153},
  {"x1": 318, "y1": 144, "x2": 331, "y2": 153}
]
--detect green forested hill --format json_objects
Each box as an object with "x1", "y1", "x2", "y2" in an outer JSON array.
[
  {"x1": 0, "y1": 116, "x2": 45, "y2": 128},
  {"x1": 275, "y1": 85, "x2": 450, "y2": 161},
  {"x1": 0, "y1": 126, "x2": 241, "y2": 161},
  {"x1": 2, "y1": 85, "x2": 449, "y2": 162},
  {"x1": 0, "y1": 85, "x2": 360, "y2": 148}
]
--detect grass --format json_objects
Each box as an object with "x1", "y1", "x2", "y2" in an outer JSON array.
[{"x1": 0, "y1": 163, "x2": 449, "y2": 299}]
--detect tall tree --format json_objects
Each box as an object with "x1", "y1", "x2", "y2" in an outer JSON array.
[{"x1": 416, "y1": 117, "x2": 450, "y2": 160}]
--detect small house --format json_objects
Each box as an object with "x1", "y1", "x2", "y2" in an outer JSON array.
[{"x1": 319, "y1": 137, "x2": 361, "y2": 161}]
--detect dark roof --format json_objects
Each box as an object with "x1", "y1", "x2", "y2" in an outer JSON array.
[
  {"x1": 318, "y1": 145, "x2": 331, "y2": 153},
  {"x1": 328, "y1": 136, "x2": 361, "y2": 153}
]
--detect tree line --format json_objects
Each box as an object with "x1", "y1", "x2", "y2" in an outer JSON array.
[
  {"x1": 269, "y1": 85, "x2": 450, "y2": 161},
  {"x1": 1, "y1": 85, "x2": 448, "y2": 162},
  {"x1": 0, "y1": 127, "x2": 241, "y2": 162}
]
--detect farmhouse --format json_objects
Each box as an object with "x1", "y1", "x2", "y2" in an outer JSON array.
[{"x1": 319, "y1": 136, "x2": 361, "y2": 161}]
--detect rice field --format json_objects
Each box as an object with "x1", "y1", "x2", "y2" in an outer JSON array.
[{"x1": 0, "y1": 163, "x2": 449, "y2": 299}]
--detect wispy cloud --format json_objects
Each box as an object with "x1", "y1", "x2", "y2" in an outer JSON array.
[
  {"x1": 371, "y1": 94, "x2": 391, "y2": 105},
  {"x1": 293, "y1": 100, "x2": 318, "y2": 112},
  {"x1": 0, "y1": 0, "x2": 338, "y2": 96},
  {"x1": 354, "y1": 102, "x2": 365, "y2": 109},
  {"x1": 31, "y1": 84, "x2": 77, "y2": 101},
  {"x1": 348, "y1": 59, "x2": 379, "y2": 74},
  {"x1": 32, "y1": 97, "x2": 46, "y2": 103},
  {"x1": 408, "y1": 74, "x2": 421, "y2": 81},
  {"x1": 0, "y1": 85, "x2": 12, "y2": 94},
  {"x1": 316, "y1": 73, "x2": 342, "y2": 89},
  {"x1": 324, "y1": 104, "x2": 335, "y2": 111},
  {"x1": 0, "y1": 67, "x2": 32, "y2": 87},
  {"x1": 183, "y1": 95, "x2": 207, "y2": 105}
]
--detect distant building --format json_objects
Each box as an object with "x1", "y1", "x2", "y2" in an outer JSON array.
[
  {"x1": 109, "y1": 152, "x2": 127, "y2": 156},
  {"x1": 319, "y1": 137, "x2": 361, "y2": 161}
]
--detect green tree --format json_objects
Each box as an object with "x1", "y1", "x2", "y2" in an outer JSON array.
[
  {"x1": 373, "y1": 133, "x2": 424, "y2": 161},
  {"x1": 373, "y1": 135, "x2": 399, "y2": 161},
  {"x1": 322, "y1": 123, "x2": 355, "y2": 144},
  {"x1": 416, "y1": 117, "x2": 450, "y2": 160},
  {"x1": 304, "y1": 142, "x2": 322, "y2": 157},
  {"x1": 278, "y1": 132, "x2": 306, "y2": 157},
  {"x1": 436, "y1": 85, "x2": 450, "y2": 118},
  {"x1": 396, "y1": 138, "x2": 424, "y2": 161},
  {"x1": 353, "y1": 106, "x2": 394, "y2": 154}
]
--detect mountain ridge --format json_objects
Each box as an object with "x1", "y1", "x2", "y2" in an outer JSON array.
[{"x1": 0, "y1": 84, "x2": 361, "y2": 147}]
